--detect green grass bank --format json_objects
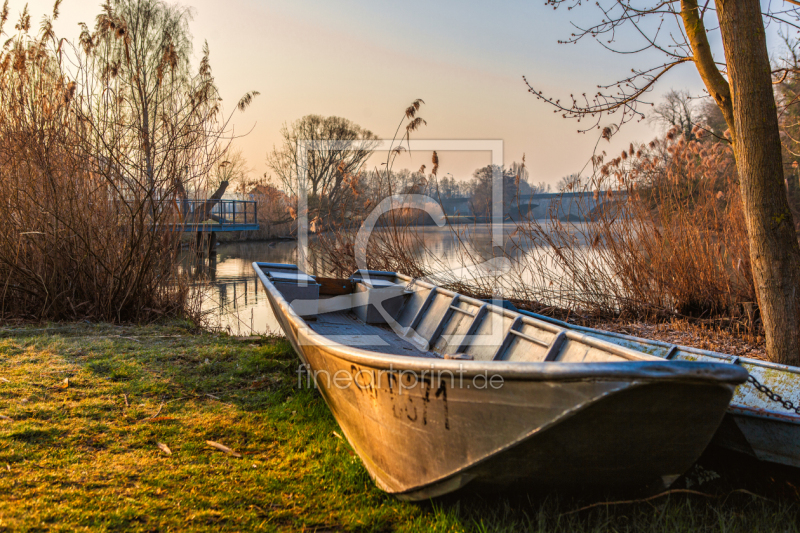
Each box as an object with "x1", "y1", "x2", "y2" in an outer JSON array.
[{"x1": 0, "y1": 323, "x2": 798, "y2": 532}]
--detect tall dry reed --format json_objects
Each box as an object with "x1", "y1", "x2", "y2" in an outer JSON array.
[
  {"x1": 315, "y1": 123, "x2": 758, "y2": 330},
  {"x1": 515, "y1": 129, "x2": 755, "y2": 323},
  {"x1": 313, "y1": 100, "x2": 445, "y2": 278},
  {"x1": 0, "y1": 1, "x2": 244, "y2": 322}
]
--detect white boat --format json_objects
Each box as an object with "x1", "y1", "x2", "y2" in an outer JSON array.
[
  {"x1": 515, "y1": 309, "x2": 800, "y2": 469},
  {"x1": 254, "y1": 263, "x2": 748, "y2": 500}
]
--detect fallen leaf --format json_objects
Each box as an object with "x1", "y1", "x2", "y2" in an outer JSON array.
[
  {"x1": 147, "y1": 416, "x2": 176, "y2": 423},
  {"x1": 0, "y1": 377, "x2": 9, "y2": 383},
  {"x1": 248, "y1": 378, "x2": 271, "y2": 390},
  {"x1": 0, "y1": 414, "x2": 11, "y2": 421},
  {"x1": 157, "y1": 442, "x2": 172, "y2": 455},
  {"x1": 54, "y1": 378, "x2": 69, "y2": 389},
  {"x1": 206, "y1": 440, "x2": 241, "y2": 458}
]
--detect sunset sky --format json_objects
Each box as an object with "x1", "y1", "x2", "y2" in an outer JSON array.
[{"x1": 15, "y1": 0, "x2": 788, "y2": 187}]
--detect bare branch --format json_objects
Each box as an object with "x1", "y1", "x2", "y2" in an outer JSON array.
[{"x1": 524, "y1": 58, "x2": 692, "y2": 132}]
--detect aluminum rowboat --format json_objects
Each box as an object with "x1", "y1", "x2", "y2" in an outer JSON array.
[
  {"x1": 516, "y1": 310, "x2": 800, "y2": 469},
  {"x1": 254, "y1": 262, "x2": 748, "y2": 500}
]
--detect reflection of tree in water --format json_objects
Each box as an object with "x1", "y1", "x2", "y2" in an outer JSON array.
[
  {"x1": 216, "y1": 276, "x2": 259, "y2": 311},
  {"x1": 204, "y1": 274, "x2": 265, "y2": 335},
  {"x1": 192, "y1": 240, "x2": 301, "y2": 334}
]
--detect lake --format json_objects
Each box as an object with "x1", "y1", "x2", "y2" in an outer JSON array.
[{"x1": 193, "y1": 224, "x2": 597, "y2": 335}]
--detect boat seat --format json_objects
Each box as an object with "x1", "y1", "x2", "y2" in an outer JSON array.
[
  {"x1": 351, "y1": 277, "x2": 408, "y2": 324},
  {"x1": 358, "y1": 279, "x2": 401, "y2": 289},
  {"x1": 256, "y1": 263, "x2": 320, "y2": 316}
]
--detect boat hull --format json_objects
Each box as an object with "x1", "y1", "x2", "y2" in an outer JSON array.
[
  {"x1": 516, "y1": 311, "x2": 800, "y2": 469},
  {"x1": 303, "y1": 343, "x2": 738, "y2": 500},
  {"x1": 256, "y1": 264, "x2": 747, "y2": 499}
]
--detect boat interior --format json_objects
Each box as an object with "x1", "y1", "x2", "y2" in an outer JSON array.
[{"x1": 256, "y1": 263, "x2": 655, "y2": 364}]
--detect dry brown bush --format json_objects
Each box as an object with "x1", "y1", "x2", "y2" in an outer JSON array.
[
  {"x1": 0, "y1": 1, "x2": 246, "y2": 322},
  {"x1": 520, "y1": 129, "x2": 756, "y2": 323}
]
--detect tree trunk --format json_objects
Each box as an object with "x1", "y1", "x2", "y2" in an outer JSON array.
[
  {"x1": 187, "y1": 180, "x2": 229, "y2": 223},
  {"x1": 716, "y1": 0, "x2": 800, "y2": 365},
  {"x1": 201, "y1": 180, "x2": 229, "y2": 220}
]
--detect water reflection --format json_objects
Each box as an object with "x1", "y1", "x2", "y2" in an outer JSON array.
[
  {"x1": 192, "y1": 240, "x2": 301, "y2": 335},
  {"x1": 193, "y1": 224, "x2": 595, "y2": 335}
]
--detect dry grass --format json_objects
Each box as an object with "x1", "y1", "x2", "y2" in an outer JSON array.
[{"x1": 594, "y1": 318, "x2": 767, "y2": 360}]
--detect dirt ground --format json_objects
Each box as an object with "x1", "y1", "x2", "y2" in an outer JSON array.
[{"x1": 592, "y1": 319, "x2": 768, "y2": 361}]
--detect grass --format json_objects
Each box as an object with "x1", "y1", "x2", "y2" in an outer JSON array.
[{"x1": 0, "y1": 322, "x2": 798, "y2": 532}]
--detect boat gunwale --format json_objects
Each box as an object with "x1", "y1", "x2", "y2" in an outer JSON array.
[
  {"x1": 515, "y1": 308, "x2": 800, "y2": 376},
  {"x1": 727, "y1": 404, "x2": 800, "y2": 424},
  {"x1": 512, "y1": 310, "x2": 800, "y2": 424},
  {"x1": 254, "y1": 263, "x2": 749, "y2": 385}
]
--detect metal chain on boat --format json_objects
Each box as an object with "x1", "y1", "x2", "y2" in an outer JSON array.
[{"x1": 746, "y1": 374, "x2": 800, "y2": 415}]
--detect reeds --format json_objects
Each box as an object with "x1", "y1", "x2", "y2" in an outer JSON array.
[
  {"x1": 0, "y1": 1, "x2": 236, "y2": 322},
  {"x1": 487, "y1": 130, "x2": 756, "y2": 326},
  {"x1": 313, "y1": 103, "x2": 454, "y2": 278},
  {"x1": 315, "y1": 123, "x2": 758, "y2": 332},
  {"x1": 511, "y1": 129, "x2": 755, "y2": 325}
]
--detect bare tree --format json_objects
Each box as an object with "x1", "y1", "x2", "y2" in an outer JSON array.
[
  {"x1": 697, "y1": 98, "x2": 728, "y2": 141},
  {"x1": 468, "y1": 163, "x2": 534, "y2": 217},
  {"x1": 531, "y1": 181, "x2": 552, "y2": 194},
  {"x1": 208, "y1": 148, "x2": 251, "y2": 194},
  {"x1": 267, "y1": 115, "x2": 379, "y2": 210},
  {"x1": 526, "y1": 0, "x2": 800, "y2": 365},
  {"x1": 650, "y1": 89, "x2": 727, "y2": 142},
  {"x1": 0, "y1": 0, "x2": 256, "y2": 321},
  {"x1": 648, "y1": 89, "x2": 697, "y2": 139},
  {"x1": 82, "y1": 0, "x2": 197, "y2": 192},
  {"x1": 557, "y1": 173, "x2": 583, "y2": 192},
  {"x1": 73, "y1": 0, "x2": 258, "y2": 222}
]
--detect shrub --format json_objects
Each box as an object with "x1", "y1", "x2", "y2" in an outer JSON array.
[{"x1": 0, "y1": 1, "x2": 242, "y2": 322}]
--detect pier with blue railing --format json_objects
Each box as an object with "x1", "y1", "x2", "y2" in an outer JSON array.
[{"x1": 155, "y1": 199, "x2": 259, "y2": 254}]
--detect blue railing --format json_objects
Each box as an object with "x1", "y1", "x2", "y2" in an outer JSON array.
[{"x1": 163, "y1": 199, "x2": 259, "y2": 232}]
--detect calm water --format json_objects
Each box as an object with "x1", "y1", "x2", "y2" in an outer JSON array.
[{"x1": 194, "y1": 224, "x2": 596, "y2": 335}]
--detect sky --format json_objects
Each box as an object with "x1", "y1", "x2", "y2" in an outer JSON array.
[{"x1": 12, "y1": 0, "x2": 792, "y2": 188}]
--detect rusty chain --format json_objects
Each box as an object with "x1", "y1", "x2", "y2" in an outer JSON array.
[{"x1": 746, "y1": 374, "x2": 800, "y2": 415}]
